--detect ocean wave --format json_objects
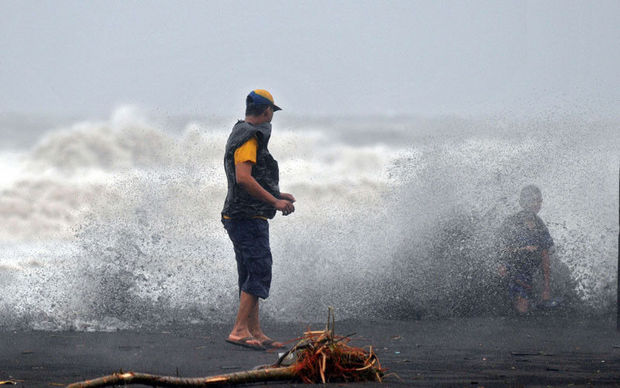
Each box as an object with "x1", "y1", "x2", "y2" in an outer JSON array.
[{"x1": 0, "y1": 109, "x2": 617, "y2": 330}]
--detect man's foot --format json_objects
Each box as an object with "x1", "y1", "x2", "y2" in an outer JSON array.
[
  {"x1": 251, "y1": 331, "x2": 285, "y2": 350},
  {"x1": 225, "y1": 335, "x2": 265, "y2": 350}
]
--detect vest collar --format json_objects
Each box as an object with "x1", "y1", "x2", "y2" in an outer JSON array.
[{"x1": 237, "y1": 120, "x2": 272, "y2": 144}]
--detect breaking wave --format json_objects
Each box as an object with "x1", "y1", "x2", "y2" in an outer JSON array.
[{"x1": 0, "y1": 108, "x2": 617, "y2": 330}]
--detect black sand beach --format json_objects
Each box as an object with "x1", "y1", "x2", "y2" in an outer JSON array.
[{"x1": 1, "y1": 316, "x2": 619, "y2": 387}]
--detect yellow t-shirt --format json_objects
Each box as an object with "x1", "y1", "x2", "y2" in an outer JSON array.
[{"x1": 234, "y1": 136, "x2": 258, "y2": 165}]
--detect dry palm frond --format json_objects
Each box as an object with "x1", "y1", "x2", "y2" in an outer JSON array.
[{"x1": 273, "y1": 307, "x2": 384, "y2": 384}]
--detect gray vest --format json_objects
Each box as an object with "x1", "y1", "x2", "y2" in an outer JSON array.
[{"x1": 222, "y1": 120, "x2": 280, "y2": 219}]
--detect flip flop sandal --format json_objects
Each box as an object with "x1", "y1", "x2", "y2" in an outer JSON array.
[
  {"x1": 261, "y1": 339, "x2": 285, "y2": 350},
  {"x1": 225, "y1": 336, "x2": 265, "y2": 350}
]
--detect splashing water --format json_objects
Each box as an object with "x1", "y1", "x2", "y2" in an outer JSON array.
[{"x1": 0, "y1": 109, "x2": 617, "y2": 330}]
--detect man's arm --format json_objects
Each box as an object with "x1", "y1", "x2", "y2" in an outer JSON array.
[
  {"x1": 542, "y1": 249, "x2": 551, "y2": 300},
  {"x1": 235, "y1": 161, "x2": 294, "y2": 216}
]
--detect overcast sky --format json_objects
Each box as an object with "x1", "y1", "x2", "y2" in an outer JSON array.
[{"x1": 1, "y1": 0, "x2": 619, "y2": 118}]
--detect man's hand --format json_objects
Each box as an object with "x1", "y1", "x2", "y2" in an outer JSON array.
[
  {"x1": 279, "y1": 193, "x2": 296, "y2": 203},
  {"x1": 276, "y1": 193, "x2": 295, "y2": 216},
  {"x1": 274, "y1": 199, "x2": 295, "y2": 216},
  {"x1": 498, "y1": 265, "x2": 507, "y2": 277},
  {"x1": 542, "y1": 288, "x2": 551, "y2": 301}
]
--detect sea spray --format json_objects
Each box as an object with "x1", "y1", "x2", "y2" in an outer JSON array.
[{"x1": 0, "y1": 109, "x2": 617, "y2": 330}]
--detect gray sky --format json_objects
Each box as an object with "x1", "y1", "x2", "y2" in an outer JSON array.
[{"x1": 1, "y1": 0, "x2": 619, "y2": 118}]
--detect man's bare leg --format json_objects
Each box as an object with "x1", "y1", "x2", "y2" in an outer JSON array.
[
  {"x1": 246, "y1": 293, "x2": 283, "y2": 347},
  {"x1": 515, "y1": 296, "x2": 529, "y2": 314},
  {"x1": 247, "y1": 295, "x2": 267, "y2": 341},
  {"x1": 228, "y1": 291, "x2": 261, "y2": 346}
]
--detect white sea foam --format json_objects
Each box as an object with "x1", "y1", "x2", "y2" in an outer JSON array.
[
  {"x1": 0, "y1": 151, "x2": 26, "y2": 190},
  {"x1": 0, "y1": 107, "x2": 617, "y2": 330}
]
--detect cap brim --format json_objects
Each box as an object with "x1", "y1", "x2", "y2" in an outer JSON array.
[{"x1": 272, "y1": 104, "x2": 282, "y2": 111}]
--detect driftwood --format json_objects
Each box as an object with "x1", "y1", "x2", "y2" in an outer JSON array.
[
  {"x1": 66, "y1": 368, "x2": 296, "y2": 387},
  {"x1": 67, "y1": 308, "x2": 384, "y2": 387}
]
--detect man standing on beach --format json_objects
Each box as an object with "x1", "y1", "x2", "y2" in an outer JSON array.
[
  {"x1": 221, "y1": 89, "x2": 295, "y2": 350},
  {"x1": 498, "y1": 185, "x2": 554, "y2": 314}
]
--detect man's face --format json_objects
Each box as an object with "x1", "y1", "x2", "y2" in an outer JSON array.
[
  {"x1": 264, "y1": 106, "x2": 274, "y2": 123},
  {"x1": 529, "y1": 196, "x2": 543, "y2": 214}
]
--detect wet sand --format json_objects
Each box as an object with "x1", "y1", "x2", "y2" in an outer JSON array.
[{"x1": 1, "y1": 316, "x2": 619, "y2": 387}]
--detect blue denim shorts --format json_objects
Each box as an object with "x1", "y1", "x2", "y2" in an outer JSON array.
[
  {"x1": 509, "y1": 272, "x2": 533, "y2": 300},
  {"x1": 222, "y1": 218, "x2": 272, "y2": 299}
]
